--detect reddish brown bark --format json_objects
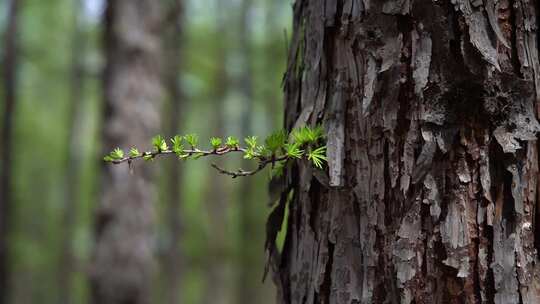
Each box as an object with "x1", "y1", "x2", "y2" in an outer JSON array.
[{"x1": 267, "y1": 1, "x2": 540, "y2": 303}]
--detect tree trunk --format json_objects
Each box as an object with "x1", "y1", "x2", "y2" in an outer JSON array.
[
  {"x1": 268, "y1": 1, "x2": 540, "y2": 303},
  {"x1": 161, "y1": 1, "x2": 184, "y2": 303},
  {"x1": 0, "y1": 1, "x2": 20, "y2": 303},
  {"x1": 90, "y1": 1, "x2": 163, "y2": 303},
  {"x1": 58, "y1": 0, "x2": 86, "y2": 302}
]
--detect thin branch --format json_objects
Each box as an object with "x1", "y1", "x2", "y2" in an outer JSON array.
[
  {"x1": 110, "y1": 146, "x2": 249, "y2": 164},
  {"x1": 110, "y1": 146, "x2": 288, "y2": 178},
  {"x1": 210, "y1": 163, "x2": 265, "y2": 178},
  {"x1": 105, "y1": 125, "x2": 328, "y2": 178},
  {"x1": 210, "y1": 155, "x2": 287, "y2": 178}
]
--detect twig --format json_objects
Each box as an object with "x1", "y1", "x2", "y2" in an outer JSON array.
[
  {"x1": 106, "y1": 125, "x2": 328, "y2": 178},
  {"x1": 210, "y1": 155, "x2": 287, "y2": 178},
  {"x1": 110, "y1": 147, "x2": 248, "y2": 164},
  {"x1": 110, "y1": 146, "x2": 288, "y2": 178}
]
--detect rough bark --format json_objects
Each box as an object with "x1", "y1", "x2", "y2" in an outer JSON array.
[
  {"x1": 268, "y1": 1, "x2": 540, "y2": 303},
  {"x1": 90, "y1": 1, "x2": 163, "y2": 303},
  {"x1": 58, "y1": 1, "x2": 86, "y2": 302},
  {"x1": 161, "y1": 1, "x2": 184, "y2": 303},
  {"x1": 0, "y1": 1, "x2": 20, "y2": 303}
]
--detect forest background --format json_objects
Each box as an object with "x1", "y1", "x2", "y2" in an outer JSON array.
[{"x1": 0, "y1": 0, "x2": 291, "y2": 303}]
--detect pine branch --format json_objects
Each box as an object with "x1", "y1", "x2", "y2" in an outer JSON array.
[
  {"x1": 104, "y1": 126, "x2": 327, "y2": 178},
  {"x1": 109, "y1": 147, "x2": 248, "y2": 164}
]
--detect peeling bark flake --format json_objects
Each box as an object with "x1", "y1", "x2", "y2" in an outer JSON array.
[{"x1": 411, "y1": 25, "x2": 432, "y2": 97}]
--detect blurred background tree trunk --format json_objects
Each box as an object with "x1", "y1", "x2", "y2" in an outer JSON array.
[
  {"x1": 269, "y1": 1, "x2": 540, "y2": 303},
  {"x1": 57, "y1": 0, "x2": 86, "y2": 302},
  {"x1": 161, "y1": 0, "x2": 185, "y2": 303},
  {"x1": 0, "y1": 0, "x2": 20, "y2": 303},
  {"x1": 90, "y1": 0, "x2": 163, "y2": 303}
]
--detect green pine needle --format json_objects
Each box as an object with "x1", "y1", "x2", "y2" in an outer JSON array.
[
  {"x1": 210, "y1": 137, "x2": 222, "y2": 150},
  {"x1": 225, "y1": 136, "x2": 240, "y2": 148},
  {"x1": 284, "y1": 143, "x2": 304, "y2": 159},
  {"x1": 171, "y1": 135, "x2": 184, "y2": 154},
  {"x1": 104, "y1": 147, "x2": 125, "y2": 162},
  {"x1": 129, "y1": 147, "x2": 140, "y2": 157},
  {"x1": 152, "y1": 135, "x2": 168, "y2": 152},
  {"x1": 185, "y1": 134, "x2": 199, "y2": 148},
  {"x1": 244, "y1": 149, "x2": 256, "y2": 160},
  {"x1": 265, "y1": 129, "x2": 286, "y2": 154},
  {"x1": 245, "y1": 136, "x2": 258, "y2": 149},
  {"x1": 307, "y1": 145, "x2": 327, "y2": 169},
  {"x1": 292, "y1": 125, "x2": 324, "y2": 145}
]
